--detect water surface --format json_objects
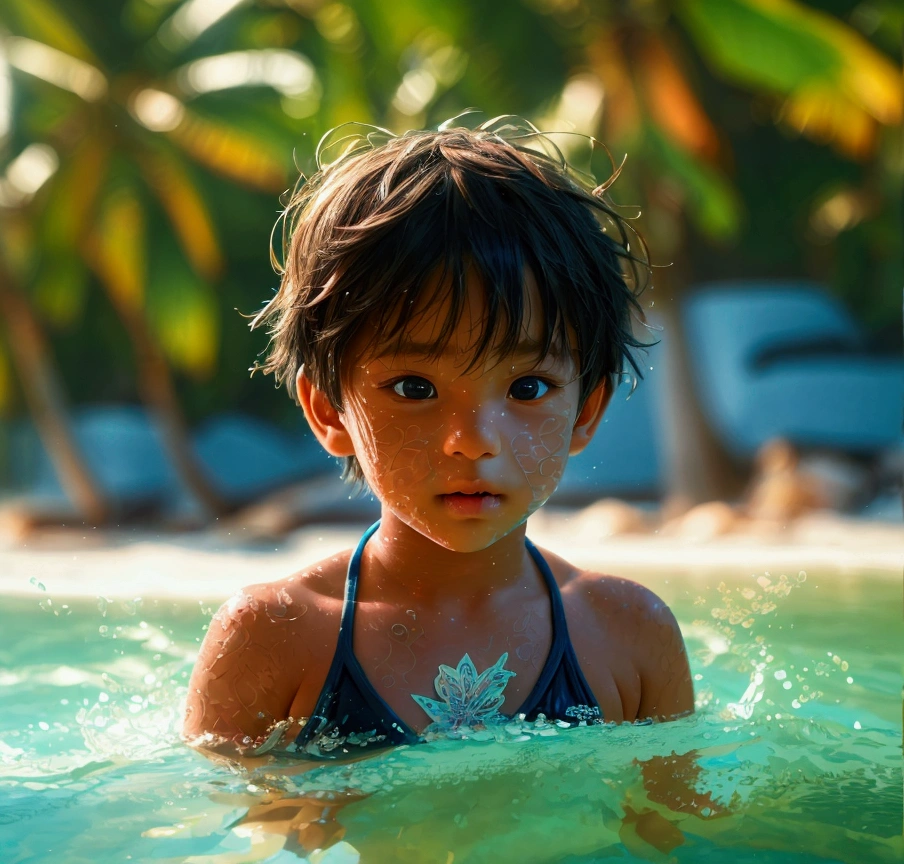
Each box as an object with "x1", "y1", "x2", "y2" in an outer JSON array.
[{"x1": 1, "y1": 566, "x2": 900, "y2": 863}]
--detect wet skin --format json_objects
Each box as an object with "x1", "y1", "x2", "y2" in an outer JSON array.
[{"x1": 183, "y1": 276, "x2": 694, "y2": 751}]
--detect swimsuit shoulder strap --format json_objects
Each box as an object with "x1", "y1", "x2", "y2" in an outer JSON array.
[
  {"x1": 337, "y1": 520, "x2": 381, "y2": 650},
  {"x1": 524, "y1": 536, "x2": 569, "y2": 646},
  {"x1": 519, "y1": 536, "x2": 602, "y2": 721}
]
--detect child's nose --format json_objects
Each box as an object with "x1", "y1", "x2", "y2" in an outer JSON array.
[{"x1": 442, "y1": 408, "x2": 502, "y2": 460}]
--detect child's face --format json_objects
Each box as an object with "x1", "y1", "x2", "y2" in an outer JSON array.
[{"x1": 336, "y1": 273, "x2": 604, "y2": 552}]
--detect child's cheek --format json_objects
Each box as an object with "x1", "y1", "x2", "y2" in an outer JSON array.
[
  {"x1": 381, "y1": 421, "x2": 437, "y2": 490},
  {"x1": 511, "y1": 414, "x2": 570, "y2": 505},
  {"x1": 342, "y1": 396, "x2": 434, "y2": 491},
  {"x1": 363, "y1": 412, "x2": 440, "y2": 495}
]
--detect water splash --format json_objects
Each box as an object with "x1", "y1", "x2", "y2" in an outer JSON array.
[{"x1": 687, "y1": 569, "x2": 841, "y2": 722}]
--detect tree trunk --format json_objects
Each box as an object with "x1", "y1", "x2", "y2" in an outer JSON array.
[
  {"x1": 112, "y1": 302, "x2": 230, "y2": 519},
  {"x1": 650, "y1": 253, "x2": 745, "y2": 512},
  {"x1": 0, "y1": 259, "x2": 110, "y2": 524}
]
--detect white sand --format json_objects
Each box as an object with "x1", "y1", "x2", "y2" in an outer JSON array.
[{"x1": 0, "y1": 509, "x2": 900, "y2": 601}]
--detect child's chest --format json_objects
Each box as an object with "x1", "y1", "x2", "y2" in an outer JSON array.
[
  {"x1": 352, "y1": 597, "x2": 549, "y2": 722},
  {"x1": 322, "y1": 590, "x2": 639, "y2": 731}
]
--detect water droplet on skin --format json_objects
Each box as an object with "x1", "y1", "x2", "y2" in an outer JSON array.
[{"x1": 29, "y1": 577, "x2": 46, "y2": 592}]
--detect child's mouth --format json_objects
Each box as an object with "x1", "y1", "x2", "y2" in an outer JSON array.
[{"x1": 439, "y1": 491, "x2": 502, "y2": 516}]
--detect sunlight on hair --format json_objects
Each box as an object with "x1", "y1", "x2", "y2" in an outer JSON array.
[
  {"x1": 5, "y1": 37, "x2": 106, "y2": 102},
  {"x1": 178, "y1": 50, "x2": 317, "y2": 98},
  {"x1": 314, "y1": 121, "x2": 396, "y2": 170},
  {"x1": 312, "y1": 112, "x2": 628, "y2": 202}
]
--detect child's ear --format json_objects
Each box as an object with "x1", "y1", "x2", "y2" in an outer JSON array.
[
  {"x1": 569, "y1": 380, "x2": 613, "y2": 456},
  {"x1": 296, "y1": 369, "x2": 356, "y2": 458}
]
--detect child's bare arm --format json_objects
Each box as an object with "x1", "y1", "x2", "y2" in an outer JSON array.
[
  {"x1": 631, "y1": 586, "x2": 694, "y2": 722},
  {"x1": 183, "y1": 584, "x2": 309, "y2": 750}
]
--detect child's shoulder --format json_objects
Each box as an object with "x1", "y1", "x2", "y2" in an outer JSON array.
[
  {"x1": 541, "y1": 545, "x2": 693, "y2": 721},
  {"x1": 224, "y1": 549, "x2": 352, "y2": 630},
  {"x1": 542, "y1": 545, "x2": 670, "y2": 610},
  {"x1": 183, "y1": 550, "x2": 355, "y2": 747},
  {"x1": 540, "y1": 545, "x2": 683, "y2": 648}
]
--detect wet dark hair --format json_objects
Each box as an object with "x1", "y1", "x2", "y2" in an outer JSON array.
[{"x1": 253, "y1": 117, "x2": 651, "y2": 482}]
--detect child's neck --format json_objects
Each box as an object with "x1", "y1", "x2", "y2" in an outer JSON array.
[{"x1": 363, "y1": 511, "x2": 535, "y2": 609}]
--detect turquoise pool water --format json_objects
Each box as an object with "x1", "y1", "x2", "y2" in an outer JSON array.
[{"x1": 1, "y1": 566, "x2": 900, "y2": 863}]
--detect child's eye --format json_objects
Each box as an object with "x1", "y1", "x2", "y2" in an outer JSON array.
[
  {"x1": 508, "y1": 377, "x2": 552, "y2": 401},
  {"x1": 391, "y1": 377, "x2": 437, "y2": 400}
]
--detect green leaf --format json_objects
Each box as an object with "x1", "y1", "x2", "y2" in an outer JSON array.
[
  {"x1": 677, "y1": 0, "x2": 841, "y2": 93},
  {"x1": 168, "y1": 105, "x2": 289, "y2": 191},
  {"x1": 0, "y1": 0, "x2": 100, "y2": 64},
  {"x1": 680, "y1": 0, "x2": 902, "y2": 135},
  {"x1": 39, "y1": 138, "x2": 108, "y2": 252},
  {"x1": 647, "y1": 124, "x2": 741, "y2": 241},
  {"x1": 146, "y1": 240, "x2": 218, "y2": 379},
  {"x1": 33, "y1": 254, "x2": 88, "y2": 327},
  {"x1": 87, "y1": 184, "x2": 146, "y2": 313},
  {"x1": 139, "y1": 145, "x2": 223, "y2": 281}
]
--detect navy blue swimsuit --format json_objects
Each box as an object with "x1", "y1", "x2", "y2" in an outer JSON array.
[{"x1": 293, "y1": 522, "x2": 603, "y2": 759}]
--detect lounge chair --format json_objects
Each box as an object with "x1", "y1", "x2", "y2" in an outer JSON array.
[{"x1": 682, "y1": 282, "x2": 903, "y2": 458}]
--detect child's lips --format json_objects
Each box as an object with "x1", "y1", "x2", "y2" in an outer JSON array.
[{"x1": 438, "y1": 490, "x2": 503, "y2": 516}]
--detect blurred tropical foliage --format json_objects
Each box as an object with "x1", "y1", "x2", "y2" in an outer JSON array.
[{"x1": 0, "y1": 0, "x2": 901, "y2": 519}]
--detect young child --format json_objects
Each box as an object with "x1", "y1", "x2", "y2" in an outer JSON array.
[{"x1": 183, "y1": 119, "x2": 694, "y2": 760}]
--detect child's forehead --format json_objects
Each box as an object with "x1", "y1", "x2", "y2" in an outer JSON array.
[{"x1": 354, "y1": 269, "x2": 572, "y2": 367}]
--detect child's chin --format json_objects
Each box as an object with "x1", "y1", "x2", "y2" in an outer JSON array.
[{"x1": 414, "y1": 520, "x2": 525, "y2": 553}]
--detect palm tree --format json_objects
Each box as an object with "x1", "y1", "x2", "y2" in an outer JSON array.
[
  {"x1": 0, "y1": 0, "x2": 310, "y2": 519},
  {"x1": 577, "y1": 0, "x2": 903, "y2": 505},
  {"x1": 0, "y1": 253, "x2": 109, "y2": 522}
]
